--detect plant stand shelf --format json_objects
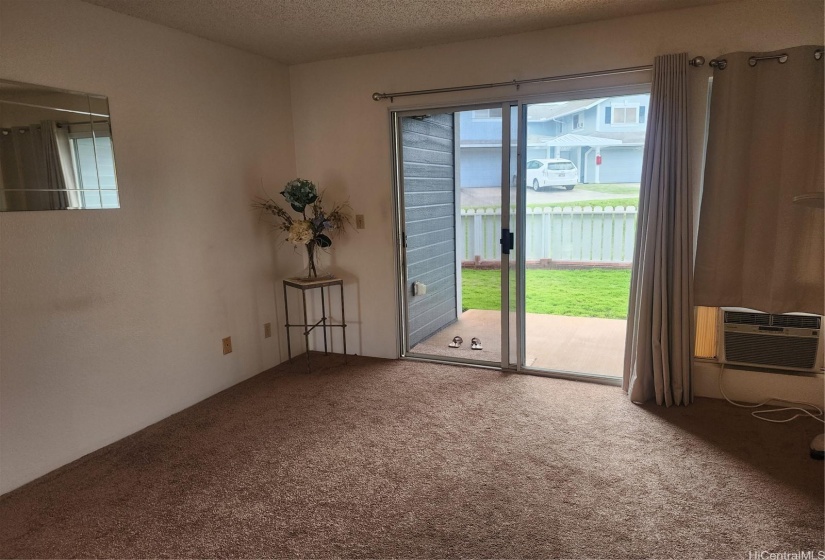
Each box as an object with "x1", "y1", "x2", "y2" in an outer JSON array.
[{"x1": 283, "y1": 276, "x2": 347, "y2": 372}]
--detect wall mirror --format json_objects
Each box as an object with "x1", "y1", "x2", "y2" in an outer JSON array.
[{"x1": 0, "y1": 78, "x2": 119, "y2": 211}]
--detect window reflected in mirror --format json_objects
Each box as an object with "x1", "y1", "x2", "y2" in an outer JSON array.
[{"x1": 0, "y1": 78, "x2": 120, "y2": 211}]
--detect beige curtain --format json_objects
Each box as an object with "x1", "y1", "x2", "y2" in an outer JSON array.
[
  {"x1": 623, "y1": 52, "x2": 694, "y2": 406},
  {"x1": 694, "y1": 46, "x2": 824, "y2": 316},
  {"x1": 0, "y1": 121, "x2": 76, "y2": 210},
  {"x1": 39, "y1": 121, "x2": 76, "y2": 209}
]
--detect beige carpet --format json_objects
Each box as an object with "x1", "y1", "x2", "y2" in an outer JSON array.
[{"x1": 0, "y1": 354, "x2": 822, "y2": 558}]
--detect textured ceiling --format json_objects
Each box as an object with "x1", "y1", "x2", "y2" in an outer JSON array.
[{"x1": 81, "y1": 0, "x2": 737, "y2": 65}]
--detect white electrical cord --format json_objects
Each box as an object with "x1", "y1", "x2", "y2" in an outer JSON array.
[{"x1": 718, "y1": 365, "x2": 825, "y2": 424}]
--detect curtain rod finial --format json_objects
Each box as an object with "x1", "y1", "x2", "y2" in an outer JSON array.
[
  {"x1": 372, "y1": 92, "x2": 384, "y2": 101},
  {"x1": 689, "y1": 56, "x2": 705, "y2": 67}
]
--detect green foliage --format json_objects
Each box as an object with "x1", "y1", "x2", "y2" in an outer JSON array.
[
  {"x1": 253, "y1": 181, "x2": 353, "y2": 251},
  {"x1": 463, "y1": 197, "x2": 638, "y2": 212},
  {"x1": 281, "y1": 178, "x2": 318, "y2": 211},
  {"x1": 527, "y1": 197, "x2": 638, "y2": 210},
  {"x1": 569, "y1": 183, "x2": 640, "y2": 195},
  {"x1": 462, "y1": 184, "x2": 640, "y2": 211},
  {"x1": 462, "y1": 268, "x2": 631, "y2": 319}
]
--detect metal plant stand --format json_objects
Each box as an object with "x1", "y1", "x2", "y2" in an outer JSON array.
[{"x1": 283, "y1": 276, "x2": 347, "y2": 371}]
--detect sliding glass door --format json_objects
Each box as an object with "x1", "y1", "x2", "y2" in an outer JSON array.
[
  {"x1": 517, "y1": 91, "x2": 649, "y2": 378},
  {"x1": 394, "y1": 85, "x2": 649, "y2": 380},
  {"x1": 395, "y1": 103, "x2": 514, "y2": 367}
]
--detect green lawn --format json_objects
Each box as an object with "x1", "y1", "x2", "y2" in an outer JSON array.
[
  {"x1": 529, "y1": 197, "x2": 638, "y2": 209},
  {"x1": 463, "y1": 183, "x2": 639, "y2": 211},
  {"x1": 462, "y1": 268, "x2": 631, "y2": 319},
  {"x1": 576, "y1": 183, "x2": 641, "y2": 195}
]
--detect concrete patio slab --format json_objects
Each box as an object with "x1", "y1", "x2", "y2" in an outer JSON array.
[{"x1": 411, "y1": 309, "x2": 625, "y2": 378}]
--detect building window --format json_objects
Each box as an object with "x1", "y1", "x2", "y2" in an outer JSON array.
[
  {"x1": 572, "y1": 114, "x2": 583, "y2": 129},
  {"x1": 472, "y1": 108, "x2": 502, "y2": 120},
  {"x1": 609, "y1": 103, "x2": 640, "y2": 125}
]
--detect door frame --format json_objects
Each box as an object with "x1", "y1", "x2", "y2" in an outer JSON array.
[
  {"x1": 392, "y1": 101, "x2": 515, "y2": 369},
  {"x1": 514, "y1": 84, "x2": 650, "y2": 385},
  {"x1": 391, "y1": 82, "x2": 651, "y2": 383}
]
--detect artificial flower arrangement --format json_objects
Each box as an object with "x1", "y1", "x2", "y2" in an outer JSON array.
[{"x1": 254, "y1": 179, "x2": 353, "y2": 278}]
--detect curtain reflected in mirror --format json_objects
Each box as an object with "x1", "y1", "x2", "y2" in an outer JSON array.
[{"x1": 0, "y1": 78, "x2": 119, "y2": 211}]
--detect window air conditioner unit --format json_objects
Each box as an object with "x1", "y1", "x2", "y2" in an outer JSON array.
[{"x1": 719, "y1": 308, "x2": 823, "y2": 373}]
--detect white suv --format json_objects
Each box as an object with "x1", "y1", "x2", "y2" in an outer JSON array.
[{"x1": 524, "y1": 158, "x2": 579, "y2": 191}]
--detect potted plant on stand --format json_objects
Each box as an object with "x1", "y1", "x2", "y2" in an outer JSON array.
[{"x1": 255, "y1": 179, "x2": 353, "y2": 279}]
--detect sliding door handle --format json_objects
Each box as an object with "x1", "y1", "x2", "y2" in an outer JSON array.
[{"x1": 500, "y1": 228, "x2": 514, "y2": 255}]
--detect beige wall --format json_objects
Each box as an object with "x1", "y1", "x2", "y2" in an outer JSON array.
[
  {"x1": 1, "y1": 0, "x2": 822, "y2": 495},
  {"x1": 286, "y1": 0, "x2": 823, "y2": 393},
  {"x1": 0, "y1": 0, "x2": 295, "y2": 493}
]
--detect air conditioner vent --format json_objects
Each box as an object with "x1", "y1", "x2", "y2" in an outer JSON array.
[
  {"x1": 724, "y1": 311, "x2": 770, "y2": 326},
  {"x1": 724, "y1": 331, "x2": 819, "y2": 370},
  {"x1": 770, "y1": 314, "x2": 821, "y2": 329},
  {"x1": 723, "y1": 311, "x2": 821, "y2": 329}
]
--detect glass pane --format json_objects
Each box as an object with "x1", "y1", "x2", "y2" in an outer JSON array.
[
  {"x1": 0, "y1": 81, "x2": 92, "y2": 115},
  {"x1": 100, "y1": 190, "x2": 119, "y2": 209},
  {"x1": 86, "y1": 95, "x2": 110, "y2": 118},
  {"x1": 73, "y1": 137, "x2": 100, "y2": 189},
  {"x1": 522, "y1": 93, "x2": 649, "y2": 377},
  {"x1": 70, "y1": 130, "x2": 116, "y2": 191},
  {"x1": 0, "y1": 78, "x2": 119, "y2": 211},
  {"x1": 92, "y1": 135, "x2": 117, "y2": 189},
  {"x1": 401, "y1": 108, "x2": 503, "y2": 364},
  {"x1": 80, "y1": 189, "x2": 103, "y2": 209}
]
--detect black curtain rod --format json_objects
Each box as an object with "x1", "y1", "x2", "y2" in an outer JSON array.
[{"x1": 709, "y1": 48, "x2": 824, "y2": 70}]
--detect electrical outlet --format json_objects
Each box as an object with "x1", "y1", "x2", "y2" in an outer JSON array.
[
  {"x1": 222, "y1": 336, "x2": 232, "y2": 355},
  {"x1": 355, "y1": 214, "x2": 365, "y2": 229},
  {"x1": 264, "y1": 322, "x2": 272, "y2": 338}
]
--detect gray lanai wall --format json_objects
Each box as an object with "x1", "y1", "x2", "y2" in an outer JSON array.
[{"x1": 401, "y1": 114, "x2": 457, "y2": 347}]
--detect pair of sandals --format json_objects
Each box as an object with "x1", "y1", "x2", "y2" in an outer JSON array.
[{"x1": 448, "y1": 336, "x2": 483, "y2": 350}]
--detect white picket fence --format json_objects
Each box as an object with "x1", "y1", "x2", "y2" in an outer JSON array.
[{"x1": 460, "y1": 206, "x2": 638, "y2": 263}]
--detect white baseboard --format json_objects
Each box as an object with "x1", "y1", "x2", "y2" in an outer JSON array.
[{"x1": 694, "y1": 360, "x2": 824, "y2": 407}]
